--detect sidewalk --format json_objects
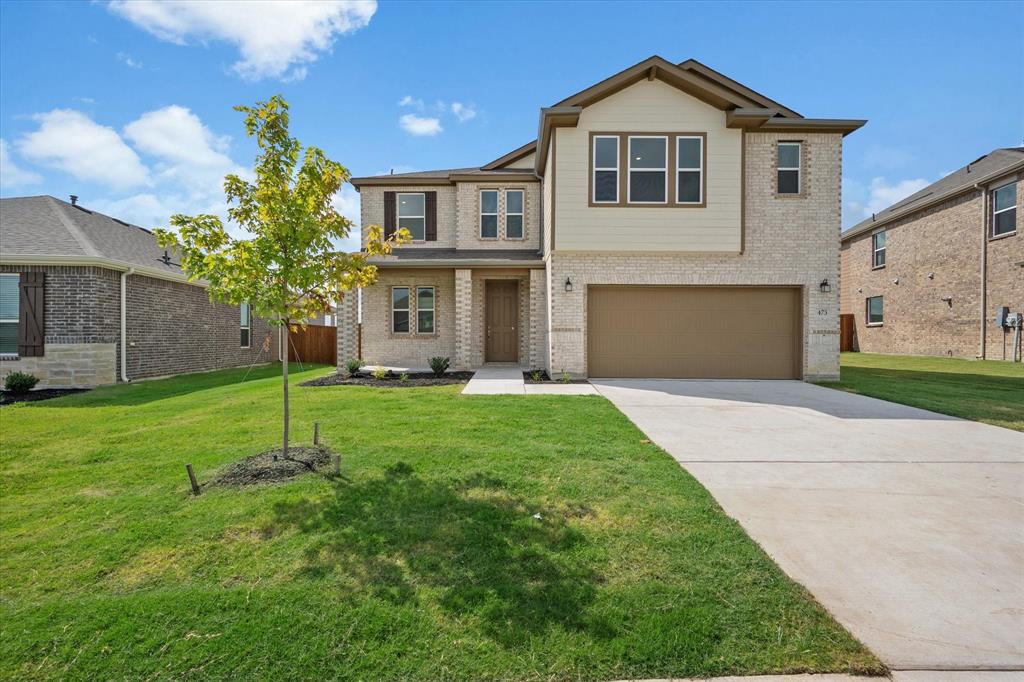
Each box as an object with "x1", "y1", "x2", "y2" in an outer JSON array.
[{"x1": 462, "y1": 366, "x2": 597, "y2": 395}]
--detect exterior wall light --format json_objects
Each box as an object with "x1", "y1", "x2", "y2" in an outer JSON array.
[
  {"x1": 819, "y1": 278, "x2": 831, "y2": 294},
  {"x1": 564, "y1": 277, "x2": 573, "y2": 293}
]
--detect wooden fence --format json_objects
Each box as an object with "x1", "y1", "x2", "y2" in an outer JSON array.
[
  {"x1": 288, "y1": 325, "x2": 337, "y2": 366},
  {"x1": 839, "y1": 313, "x2": 857, "y2": 352}
]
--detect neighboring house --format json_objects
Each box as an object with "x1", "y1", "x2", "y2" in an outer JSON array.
[
  {"x1": 0, "y1": 195, "x2": 278, "y2": 388},
  {"x1": 840, "y1": 148, "x2": 1023, "y2": 360},
  {"x1": 340, "y1": 56, "x2": 865, "y2": 380}
]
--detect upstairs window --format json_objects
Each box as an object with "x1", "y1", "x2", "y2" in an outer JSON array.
[
  {"x1": 0, "y1": 274, "x2": 18, "y2": 356},
  {"x1": 992, "y1": 182, "x2": 1017, "y2": 237},
  {"x1": 676, "y1": 135, "x2": 704, "y2": 204},
  {"x1": 777, "y1": 142, "x2": 801, "y2": 195},
  {"x1": 866, "y1": 296, "x2": 884, "y2": 326},
  {"x1": 592, "y1": 135, "x2": 619, "y2": 203},
  {"x1": 240, "y1": 301, "x2": 251, "y2": 348},
  {"x1": 505, "y1": 189, "x2": 524, "y2": 239},
  {"x1": 416, "y1": 286, "x2": 435, "y2": 334},
  {"x1": 872, "y1": 230, "x2": 886, "y2": 268},
  {"x1": 628, "y1": 136, "x2": 667, "y2": 204},
  {"x1": 398, "y1": 193, "x2": 425, "y2": 241},
  {"x1": 480, "y1": 190, "x2": 498, "y2": 238},
  {"x1": 392, "y1": 287, "x2": 410, "y2": 333}
]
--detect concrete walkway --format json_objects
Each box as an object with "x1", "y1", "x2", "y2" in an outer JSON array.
[
  {"x1": 621, "y1": 674, "x2": 1024, "y2": 682},
  {"x1": 462, "y1": 366, "x2": 598, "y2": 395},
  {"x1": 592, "y1": 379, "x2": 1024, "y2": 674}
]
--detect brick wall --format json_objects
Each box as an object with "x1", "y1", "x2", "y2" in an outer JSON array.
[{"x1": 359, "y1": 185, "x2": 458, "y2": 249}]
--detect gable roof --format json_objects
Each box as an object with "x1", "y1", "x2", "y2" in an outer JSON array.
[
  {"x1": 842, "y1": 147, "x2": 1024, "y2": 241},
  {"x1": 677, "y1": 59, "x2": 803, "y2": 119},
  {"x1": 0, "y1": 195, "x2": 193, "y2": 283}
]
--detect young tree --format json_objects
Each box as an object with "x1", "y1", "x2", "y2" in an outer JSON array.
[{"x1": 155, "y1": 95, "x2": 407, "y2": 459}]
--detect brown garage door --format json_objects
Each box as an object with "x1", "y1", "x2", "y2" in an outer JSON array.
[{"x1": 587, "y1": 286, "x2": 802, "y2": 379}]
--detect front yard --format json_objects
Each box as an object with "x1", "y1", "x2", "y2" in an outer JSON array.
[
  {"x1": 823, "y1": 353, "x2": 1024, "y2": 432},
  {"x1": 0, "y1": 365, "x2": 880, "y2": 680}
]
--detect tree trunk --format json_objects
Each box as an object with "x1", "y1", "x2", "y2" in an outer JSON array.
[{"x1": 282, "y1": 318, "x2": 290, "y2": 460}]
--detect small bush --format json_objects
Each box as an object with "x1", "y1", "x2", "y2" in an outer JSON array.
[
  {"x1": 4, "y1": 372, "x2": 39, "y2": 394},
  {"x1": 429, "y1": 356, "x2": 450, "y2": 377},
  {"x1": 399, "y1": 373, "x2": 409, "y2": 383},
  {"x1": 560, "y1": 370, "x2": 572, "y2": 384},
  {"x1": 344, "y1": 358, "x2": 363, "y2": 377},
  {"x1": 530, "y1": 370, "x2": 543, "y2": 382},
  {"x1": 371, "y1": 367, "x2": 388, "y2": 380}
]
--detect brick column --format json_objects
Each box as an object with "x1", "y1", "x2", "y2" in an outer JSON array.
[
  {"x1": 454, "y1": 269, "x2": 473, "y2": 369},
  {"x1": 529, "y1": 268, "x2": 547, "y2": 369},
  {"x1": 336, "y1": 288, "x2": 359, "y2": 370}
]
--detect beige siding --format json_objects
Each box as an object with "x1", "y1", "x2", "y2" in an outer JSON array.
[
  {"x1": 543, "y1": 139, "x2": 554, "y2": 255},
  {"x1": 553, "y1": 79, "x2": 743, "y2": 252},
  {"x1": 502, "y1": 152, "x2": 535, "y2": 169}
]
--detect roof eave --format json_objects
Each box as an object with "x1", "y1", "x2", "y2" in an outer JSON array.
[
  {"x1": 0, "y1": 254, "x2": 204, "y2": 287},
  {"x1": 481, "y1": 140, "x2": 538, "y2": 170},
  {"x1": 727, "y1": 113, "x2": 867, "y2": 136},
  {"x1": 534, "y1": 106, "x2": 582, "y2": 174}
]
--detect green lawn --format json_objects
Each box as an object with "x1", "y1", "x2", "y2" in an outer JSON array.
[
  {"x1": 1, "y1": 365, "x2": 881, "y2": 681},
  {"x1": 821, "y1": 353, "x2": 1024, "y2": 432}
]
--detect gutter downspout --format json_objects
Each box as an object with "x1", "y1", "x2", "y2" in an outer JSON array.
[
  {"x1": 121, "y1": 267, "x2": 134, "y2": 382},
  {"x1": 975, "y1": 184, "x2": 987, "y2": 359}
]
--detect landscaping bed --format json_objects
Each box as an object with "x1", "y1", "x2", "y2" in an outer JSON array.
[
  {"x1": 0, "y1": 388, "x2": 90, "y2": 406},
  {"x1": 523, "y1": 370, "x2": 591, "y2": 384},
  {"x1": 301, "y1": 370, "x2": 474, "y2": 387},
  {"x1": 208, "y1": 446, "x2": 334, "y2": 487}
]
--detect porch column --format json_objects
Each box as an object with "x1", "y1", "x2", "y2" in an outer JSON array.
[
  {"x1": 454, "y1": 269, "x2": 473, "y2": 370},
  {"x1": 529, "y1": 267, "x2": 547, "y2": 369},
  {"x1": 336, "y1": 288, "x2": 359, "y2": 370}
]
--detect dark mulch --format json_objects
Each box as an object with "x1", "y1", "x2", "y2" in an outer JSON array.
[
  {"x1": 0, "y1": 389, "x2": 91, "y2": 406},
  {"x1": 523, "y1": 371, "x2": 590, "y2": 385},
  {"x1": 208, "y1": 446, "x2": 335, "y2": 488},
  {"x1": 301, "y1": 371, "x2": 474, "y2": 388}
]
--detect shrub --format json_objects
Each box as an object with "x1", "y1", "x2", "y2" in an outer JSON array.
[
  {"x1": 429, "y1": 356, "x2": 450, "y2": 377},
  {"x1": 399, "y1": 373, "x2": 409, "y2": 383},
  {"x1": 560, "y1": 370, "x2": 572, "y2": 384},
  {"x1": 4, "y1": 372, "x2": 39, "y2": 394},
  {"x1": 344, "y1": 358, "x2": 363, "y2": 377},
  {"x1": 530, "y1": 370, "x2": 543, "y2": 382},
  {"x1": 371, "y1": 367, "x2": 388, "y2": 380}
]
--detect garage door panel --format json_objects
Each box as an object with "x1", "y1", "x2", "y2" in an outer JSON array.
[{"x1": 587, "y1": 286, "x2": 800, "y2": 379}]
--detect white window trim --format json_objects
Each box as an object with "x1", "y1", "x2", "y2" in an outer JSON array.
[
  {"x1": 592, "y1": 135, "x2": 619, "y2": 204},
  {"x1": 391, "y1": 286, "x2": 411, "y2": 334},
  {"x1": 416, "y1": 286, "x2": 435, "y2": 334},
  {"x1": 479, "y1": 189, "x2": 499, "y2": 239},
  {"x1": 239, "y1": 301, "x2": 251, "y2": 349},
  {"x1": 627, "y1": 135, "x2": 668, "y2": 205},
  {"x1": 778, "y1": 142, "x2": 802, "y2": 194},
  {"x1": 504, "y1": 189, "x2": 525, "y2": 240},
  {"x1": 675, "y1": 135, "x2": 704, "y2": 205},
  {"x1": 866, "y1": 296, "x2": 884, "y2": 327},
  {"x1": 872, "y1": 230, "x2": 886, "y2": 268},
  {"x1": 992, "y1": 182, "x2": 1017, "y2": 237},
  {"x1": 397, "y1": 192, "x2": 426, "y2": 242},
  {"x1": 0, "y1": 274, "x2": 18, "y2": 357}
]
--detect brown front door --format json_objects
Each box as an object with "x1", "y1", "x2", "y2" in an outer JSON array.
[{"x1": 485, "y1": 280, "x2": 518, "y2": 362}]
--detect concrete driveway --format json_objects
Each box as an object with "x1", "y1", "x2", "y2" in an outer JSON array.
[{"x1": 592, "y1": 379, "x2": 1024, "y2": 675}]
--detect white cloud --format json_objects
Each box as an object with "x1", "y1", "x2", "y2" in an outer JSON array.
[
  {"x1": 0, "y1": 139, "x2": 43, "y2": 191},
  {"x1": 16, "y1": 109, "x2": 150, "y2": 190},
  {"x1": 399, "y1": 113, "x2": 442, "y2": 137},
  {"x1": 116, "y1": 52, "x2": 143, "y2": 69},
  {"x1": 107, "y1": 0, "x2": 376, "y2": 81},
  {"x1": 398, "y1": 95, "x2": 424, "y2": 109},
  {"x1": 450, "y1": 102, "x2": 476, "y2": 123},
  {"x1": 844, "y1": 175, "x2": 930, "y2": 227},
  {"x1": 331, "y1": 184, "x2": 362, "y2": 252}
]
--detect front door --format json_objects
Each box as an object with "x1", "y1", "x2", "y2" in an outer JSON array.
[{"x1": 485, "y1": 280, "x2": 518, "y2": 362}]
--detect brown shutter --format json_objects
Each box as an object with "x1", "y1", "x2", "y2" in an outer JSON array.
[
  {"x1": 425, "y1": 191, "x2": 437, "y2": 241},
  {"x1": 18, "y1": 272, "x2": 44, "y2": 357},
  {"x1": 383, "y1": 191, "x2": 396, "y2": 240}
]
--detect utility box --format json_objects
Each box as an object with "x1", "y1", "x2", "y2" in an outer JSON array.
[{"x1": 995, "y1": 306, "x2": 1009, "y2": 327}]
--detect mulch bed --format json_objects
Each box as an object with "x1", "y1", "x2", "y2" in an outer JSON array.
[
  {"x1": 522, "y1": 371, "x2": 590, "y2": 385},
  {"x1": 207, "y1": 446, "x2": 335, "y2": 488},
  {"x1": 301, "y1": 371, "x2": 474, "y2": 388},
  {"x1": 0, "y1": 389, "x2": 91, "y2": 406}
]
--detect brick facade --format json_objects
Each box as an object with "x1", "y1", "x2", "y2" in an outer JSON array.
[{"x1": 840, "y1": 177, "x2": 1022, "y2": 359}]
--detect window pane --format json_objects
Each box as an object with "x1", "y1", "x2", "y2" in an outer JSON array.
[
  {"x1": 778, "y1": 143, "x2": 800, "y2": 169},
  {"x1": 392, "y1": 287, "x2": 409, "y2": 310},
  {"x1": 630, "y1": 171, "x2": 666, "y2": 202},
  {"x1": 480, "y1": 190, "x2": 498, "y2": 214},
  {"x1": 0, "y1": 276, "x2": 18, "y2": 319},
  {"x1": 873, "y1": 231, "x2": 886, "y2": 249},
  {"x1": 399, "y1": 216, "x2": 425, "y2": 240},
  {"x1": 417, "y1": 310, "x2": 434, "y2": 334},
  {"x1": 867, "y1": 297, "x2": 883, "y2": 324},
  {"x1": 778, "y1": 169, "x2": 799, "y2": 194},
  {"x1": 594, "y1": 170, "x2": 617, "y2": 202},
  {"x1": 677, "y1": 170, "x2": 701, "y2": 203},
  {"x1": 398, "y1": 193, "x2": 424, "y2": 217},
  {"x1": 994, "y1": 207, "x2": 1016, "y2": 236},
  {"x1": 629, "y1": 138, "x2": 666, "y2": 169},
  {"x1": 417, "y1": 286, "x2": 434, "y2": 310},
  {"x1": 994, "y1": 183, "x2": 1016, "y2": 212},
  {"x1": 481, "y1": 214, "x2": 498, "y2": 238},
  {"x1": 240, "y1": 301, "x2": 249, "y2": 326},
  {"x1": 506, "y1": 190, "x2": 523, "y2": 214},
  {"x1": 240, "y1": 329, "x2": 250, "y2": 347},
  {"x1": 506, "y1": 214, "x2": 523, "y2": 239},
  {"x1": 874, "y1": 249, "x2": 886, "y2": 267},
  {"x1": 678, "y1": 138, "x2": 701, "y2": 168},
  {"x1": 595, "y1": 137, "x2": 618, "y2": 168},
  {"x1": 393, "y1": 311, "x2": 409, "y2": 333},
  {"x1": 0, "y1": 322, "x2": 17, "y2": 354}
]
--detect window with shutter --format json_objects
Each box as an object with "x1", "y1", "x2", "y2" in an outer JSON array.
[
  {"x1": 17, "y1": 272, "x2": 45, "y2": 357},
  {"x1": 0, "y1": 274, "x2": 18, "y2": 356}
]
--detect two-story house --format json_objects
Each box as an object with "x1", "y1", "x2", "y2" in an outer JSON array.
[{"x1": 339, "y1": 56, "x2": 865, "y2": 380}]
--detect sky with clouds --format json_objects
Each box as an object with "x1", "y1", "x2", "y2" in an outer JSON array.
[{"x1": 1, "y1": 0, "x2": 1022, "y2": 250}]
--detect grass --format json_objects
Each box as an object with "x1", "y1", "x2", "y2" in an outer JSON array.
[
  {"x1": 820, "y1": 353, "x2": 1024, "y2": 432},
  {"x1": 0, "y1": 365, "x2": 882, "y2": 681}
]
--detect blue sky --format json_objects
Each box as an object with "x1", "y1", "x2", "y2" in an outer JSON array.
[{"x1": 2, "y1": 0, "x2": 1022, "y2": 249}]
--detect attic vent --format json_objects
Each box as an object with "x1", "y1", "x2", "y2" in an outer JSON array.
[
  {"x1": 112, "y1": 218, "x2": 130, "y2": 227},
  {"x1": 71, "y1": 204, "x2": 93, "y2": 214}
]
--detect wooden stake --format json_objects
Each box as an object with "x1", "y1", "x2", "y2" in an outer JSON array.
[
  {"x1": 313, "y1": 422, "x2": 320, "y2": 446},
  {"x1": 333, "y1": 454, "x2": 341, "y2": 476},
  {"x1": 185, "y1": 464, "x2": 201, "y2": 496}
]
